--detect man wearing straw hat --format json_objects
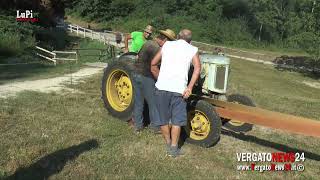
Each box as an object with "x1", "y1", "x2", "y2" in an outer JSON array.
[
  {"x1": 132, "y1": 29, "x2": 176, "y2": 133},
  {"x1": 124, "y1": 25, "x2": 154, "y2": 53}
]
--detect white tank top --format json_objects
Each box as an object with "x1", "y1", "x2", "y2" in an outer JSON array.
[{"x1": 155, "y1": 40, "x2": 198, "y2": 94}]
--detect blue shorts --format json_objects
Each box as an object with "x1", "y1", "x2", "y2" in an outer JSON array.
[{"x1": 154, "y1": 89, "x2": 187, "y2": 126}]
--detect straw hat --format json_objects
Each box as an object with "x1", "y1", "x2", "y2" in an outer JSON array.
[
  {"x1": 159, "y1": 29, "x2": 176, "y2": 40},
  {"x1": 144, "y1": 25, "x2": 154, "y2": 34}
]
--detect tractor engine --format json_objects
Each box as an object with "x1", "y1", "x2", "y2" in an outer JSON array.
[{"x1": 197, "y1": 54, "x2": 230, "y2": 99}]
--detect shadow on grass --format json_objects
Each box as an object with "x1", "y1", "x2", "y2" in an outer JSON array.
[
  {"x1": 0, "y1": 64, "x2": 52, "y2": 84},
  {"x1": 7, "y1": 139, "x2": 99, "y2": 180},
  {"x1": 222, "y1": 129, "x2": 320, "y2": 161},
  {"x1": 0, "y1": 63, "x2": 80, "y2": 85}
]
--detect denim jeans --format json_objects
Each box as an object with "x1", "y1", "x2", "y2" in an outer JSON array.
[{"x1": 132, "y1": 74, "x2": 159, "y2": 129}]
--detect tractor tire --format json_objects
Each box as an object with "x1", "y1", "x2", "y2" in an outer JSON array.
[
  {"x1": 101, "y1": 55, "x2": 136, "y2": 121},
  {"x1": 183, "y1": 100, "x2": 222, "y2": 147},
  {"x1": 223, "y1": 94, "x2": 255, "y2": 132}
]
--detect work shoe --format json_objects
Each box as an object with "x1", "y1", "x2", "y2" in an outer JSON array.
[
  {"x1": 152, "y1": 129, "x2": 162, "y2": 134},
  {"x1": 134, "y1": 126, "x2": 144, "y2": 134},
  {"x1": 166, "y1": 143, "x2": 171, "y2": 153},
  {"x1": 149, "y1": 126, "x2": 161, "y2": 134},
  {"x1": 127, "y1": 118, "x2": 135, "y2": 128},
  {"x1": 167, "y1": 145, "x2": 184, "y2": 158}
]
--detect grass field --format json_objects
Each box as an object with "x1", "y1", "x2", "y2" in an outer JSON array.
[{"x1": 0, "y1": 58, "x2": 319, "y2": 179}]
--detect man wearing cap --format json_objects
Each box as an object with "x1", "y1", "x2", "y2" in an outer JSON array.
[
  {"x1": 124, "y1": 25, "x2": 154, "y2": 53},
  {"x1": 151, "y1": 29, "x2": 201, "y2": 157},
  {"x1": 132, "y1": 29, "x2": 176, "y2": 133}
]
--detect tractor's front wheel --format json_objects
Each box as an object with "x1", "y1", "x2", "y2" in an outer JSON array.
[
  {"x1": 223, "y1": 94, "x2": 255, "y2": 132},
  {"x1": 101, "y1": 61, "x2": 135, "y2": 121},
  {"x1": 183, "y1": 100, "x2": 222, "y2": 147}
]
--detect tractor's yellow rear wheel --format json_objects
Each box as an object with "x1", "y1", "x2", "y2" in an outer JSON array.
[
  {"x1": 223, "y1": 94, "x2": 254, "y2": 132},
  {"x1": 183, "y1": 100, "x2": 221, "y2": 147},
  {"x1": 101, "y1": 60, "x2": 135, "y2": 120}
]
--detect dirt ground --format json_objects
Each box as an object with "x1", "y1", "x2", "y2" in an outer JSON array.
[
  {"x1": 0, "y1": 63, "x2": 107, "y2": 98},
  {"x1": 302, "y1": 81, "x2": 320, "y2": 89}
]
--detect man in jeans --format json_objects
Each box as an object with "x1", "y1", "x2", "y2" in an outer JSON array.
[
  {"x1": 133, "y1": 29, "x2": 177, "y2": 132},
  {"x1": 151, "y1": 29, "x2": 201, "y2": 157}
]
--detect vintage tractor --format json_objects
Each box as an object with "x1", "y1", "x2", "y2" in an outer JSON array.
[{"x1": 101, "y1": 53, "x2": 320, "y2": 147}]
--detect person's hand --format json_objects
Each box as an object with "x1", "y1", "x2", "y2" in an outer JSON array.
[{"x1": 182, "y1": 87, "x2": 192, "y2": 99}]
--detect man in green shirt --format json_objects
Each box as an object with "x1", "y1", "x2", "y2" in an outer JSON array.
[{"x1": 124, "y1": 25, "x2": 154, "y2": 53}]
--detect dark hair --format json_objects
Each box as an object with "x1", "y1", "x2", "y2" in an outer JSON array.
[{"x1": 157, "y1": 34, "x2": 168, "y2": 41}]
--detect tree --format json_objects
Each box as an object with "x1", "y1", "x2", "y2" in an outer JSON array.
[
  {"x1": 295, "y1": 32, "x2": 320, "y2": 73},
  {"x1": 249, "y1": 0, "x2": 277, "y2": 42},
  {"x1": 73, "y1": 0, "x2": 135, "y2": 22}
]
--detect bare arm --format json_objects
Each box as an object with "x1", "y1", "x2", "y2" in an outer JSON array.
[
  {"x1": 183, "y1": 52, "x2": 201, "y2": 99},
  {"x1": 124, "y1": 34, "x2": 132, "y2": 52},
  {"x1": 150, "y1": 50, "x2": 162, "y2": 79}
]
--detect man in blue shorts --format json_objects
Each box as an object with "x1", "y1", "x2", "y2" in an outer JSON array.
[{"x1": 150, "y1": 29, "x2": 201, "y2": 157}]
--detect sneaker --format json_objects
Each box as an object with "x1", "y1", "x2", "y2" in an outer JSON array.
[{"x1": 167, "y1": 146, "x2": 184, "y2": 158}]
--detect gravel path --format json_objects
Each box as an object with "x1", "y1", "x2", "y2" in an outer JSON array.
[{"x1": 0, "y1": 63, "x2": 107, "y2": 98}]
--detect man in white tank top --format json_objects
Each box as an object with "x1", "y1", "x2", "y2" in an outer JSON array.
[{"x1": 151, "y1": 29, "x2": 201, "y2": 157}]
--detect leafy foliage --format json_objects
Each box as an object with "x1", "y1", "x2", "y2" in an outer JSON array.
[
  {"x1": 73, "y1": 0, "x2": 135, "y2": 22},
  {"x1": 0, "y1": 15, "x2": 37, "y2": 56},
  {"x1": 292, "y1": 32, "x2": 320, "y2": 71},
  {"x1": 68, "y1": 0, "x2": 320, "y2": 69},
  {"x1": 69, "y1": 0, "x2": 319, "y2": 50},
  {"x1": 0, "y1": 0, "x2": 319, "y2": 62}
]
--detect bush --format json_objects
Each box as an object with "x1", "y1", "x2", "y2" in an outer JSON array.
[
  {"x1": 0, "y1": 32, "x2": 21, "y2": 56},
  {"x1": 35, "y1": 28, "x2": 72, "y2": 50},
  {"x1": 0, "y1": 15, "x2": 36, "y2": 57}
]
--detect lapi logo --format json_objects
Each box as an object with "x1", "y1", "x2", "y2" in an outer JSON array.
[{"x1": 16, "y1": 10, "x2": 39, "y2": 22}]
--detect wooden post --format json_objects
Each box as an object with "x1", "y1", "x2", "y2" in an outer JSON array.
[
  {"x1": 76, "y1": 50, "x2": 78, "y2": 64},
  {"x1": 53, "y1": 52, "x2": 57, "y2": 66},
  {"x1": 91, "y1": 30, "x2": 94, "y2": 40},
  {"x1": 84, "y1": 28, "x2": 86, "y2": 38},
  {"x1": 113, "y1": 46, "x2": 116, "y2": 57},
  {"x1": 77, "y1": 26, "x2": 79, "y2": 35}
]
